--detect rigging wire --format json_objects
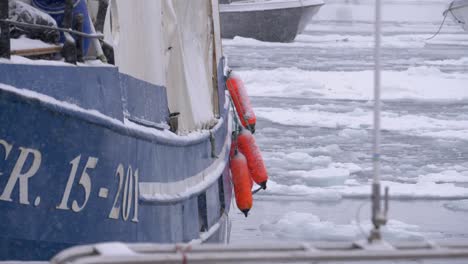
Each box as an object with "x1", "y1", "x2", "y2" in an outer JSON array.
[
  {"x1": 426, "y1": 2, "x2": 452, "y2": 41},
  {"x1": 426, "y1": 12, "x2": 448, "y2": 41}
]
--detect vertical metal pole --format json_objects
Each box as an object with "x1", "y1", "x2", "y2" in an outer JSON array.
[
  {"x1": 63, "y1": 0, "x2": 74, "y2": 29},
  {"x1": 369, "y1": 0, "x2": 384, "y2": 242},
  {"x1": 373, "y1": 0, "x2": 382, "y2": 185},
  {"x1": 74, "y1": 14, "x2": 84, "y2": 62},
  {"x1": 0, "y1": 0, "x2": 10, "y2": 59},
  {"x1": 95, "y1": 0, "x2": 109, "y2": 33},
  {"x1": 61, "y1": 0, "x2": 77, "y2": 64}
]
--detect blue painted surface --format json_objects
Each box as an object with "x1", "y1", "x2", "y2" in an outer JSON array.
[
  {"x1": 0, "y1": 64, "x2": 124, "y2": 120},
  {"x1": 0, "y1": 62, "x2": 232, "y2": 260},
  {"x1": 121, "y1": 74, "x2": 170, "y2": 126}
]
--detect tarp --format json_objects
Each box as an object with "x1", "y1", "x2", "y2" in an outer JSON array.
[{"x1": 104, "y1": 0, "x2": 220, "y2": 132}]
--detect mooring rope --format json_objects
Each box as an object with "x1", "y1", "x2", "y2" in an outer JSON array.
[{"x1": 426, "y1": 2, "x2": 454, "y2": 41}]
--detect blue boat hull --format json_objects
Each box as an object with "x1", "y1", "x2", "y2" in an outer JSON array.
[{"x1": 0, "y1": 62, "x2": 232, "y2": 260}]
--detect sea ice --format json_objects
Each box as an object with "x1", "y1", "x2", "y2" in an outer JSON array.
[
  {"x1": 260, "y1": 179, "x2": 468, "y2": 200},
  {"x1": 444, "y1": 200, "x2": 468, "y2": 212},
  {"x1": 335, "y1": 181, "x2": 468, "y2": 199},
  {"x1": 238, "y1": 67, "x2": 468, "y2": 101},
  {"x1": 253, "y1": 106, "x2": 468, "y2": 141},
  {"x1": 418, "y1": 170, "x2": 468, "y2": 183},
  {"x1": 338, "y1": 128, "x2": 368, "y2": 139},
  {"x1": 261, "y1": 180, "x2": 342, "y2": 201},
  {"x1": 286, "y1": 168, "x2": 350, "y2": 187},
  {"x1": 260, "y1": 211, "x2": 433, "y2": 242}
]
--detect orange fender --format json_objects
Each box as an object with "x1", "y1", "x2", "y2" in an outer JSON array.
[
  {"x1": 226, "y1": 73, "x2": 257, "y2": 133},
  {"x1": 230, "y1": 149, "x2": 253, "y2": 217},
  {"x1": 237, "y1": 128, "x2": 268, "y2": 189}
]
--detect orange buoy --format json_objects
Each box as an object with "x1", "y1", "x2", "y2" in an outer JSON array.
[
  {"x1": 237, "y1": 128, "x2": 268, "y2": 189},
  {"x1": 230, "y1": 149, "x2": 253, "y2": 217},
  {"x1": 226, "y1": 72, "x2": 257, "y2": 133}
]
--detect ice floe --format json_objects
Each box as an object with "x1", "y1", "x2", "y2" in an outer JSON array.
[
  {"x1": 262, "y1": 180, "x2": 342, "y2": 201},
  {"x1": 444, "y1": 200, "x2": 468, "y2": 212},
  {"x1": 418, "y1": 170, "x2": 468, "y2": 183},
  {"x1": 253, "y1": 107, "x2": 468, "y2": 140},
  {"x1": 286, "y1": 168, "x2": 350, "y2": 187},
  {"x1": 260, "y1": 180, "x2": 468, "y2": 200},
  {"x1": 260, "y1": 211, "x2": 437, "y2": 241},
  {"x1": 334, "y1": 181, "x2": 468, "y2": 200},
  {"x1": 238, "y1": 67, "x2": 468, "y2": 101}
]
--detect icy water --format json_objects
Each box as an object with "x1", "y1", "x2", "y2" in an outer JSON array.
[{"x1": 223, "y1": 0, "x2": 468, "y2": 249}]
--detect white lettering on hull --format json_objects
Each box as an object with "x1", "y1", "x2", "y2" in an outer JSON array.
[
  {"x1": 0, "y1": 137, "x2": 140, "y2": 222},
  {"x1": 0, "y1": 139, "x2": 13, "y2": 177},
  {"x1": 0, "y1": 147, "x2": 42, "y2": 205}
]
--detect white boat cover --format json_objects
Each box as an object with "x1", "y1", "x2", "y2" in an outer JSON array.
[{"x1": 104, "y1": 0, "x2": 222, "y2": 132}]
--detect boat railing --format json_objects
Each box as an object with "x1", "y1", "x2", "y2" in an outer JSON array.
[
  {"x1": 51, "y1": 241, "x2": 468, "y2": 264},
  {"x1": 0, "y1": 0, "x2": 106, "y2": 64}
]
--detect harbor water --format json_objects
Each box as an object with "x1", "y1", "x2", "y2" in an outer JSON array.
[{"x1": 223, "y1": 0, "x2": 468, "y2": 246}]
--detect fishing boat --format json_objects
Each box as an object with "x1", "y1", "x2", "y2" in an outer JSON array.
[
  {"x1": 219, "y1": 0, "x2": 324, "y2": 42},
  {"x1": 0, "y1": 0, "x2": 243, "y2": 260},
  {"x1": 445, "y1": 0, "x2": 468, "y2": 32}
]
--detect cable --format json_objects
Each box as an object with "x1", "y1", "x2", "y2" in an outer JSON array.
[
  {"x1": 252, "y1": 186, "x2": 263, "y2": 195},
  {"x1": 426, "y1": 11, "x2": 449, "y2": 41},
  {"x1": 0, "y1": 19, "x2": 104, "y2": 39},
  {"x1": 427, "y1": 2, "x2": 456, "y2": 41},
  {"x1": 355, "y1": 201, "x2": 369, "y2": 239}
]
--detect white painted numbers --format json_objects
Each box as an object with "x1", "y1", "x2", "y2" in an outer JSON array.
[
  {"x1": 56, "y1": 155, "x2": 99, "y2": 212},
  {"x1": 109, "y1": 165, "x2": 139, "y2": 222},
  {"x1": 0, "y1": 138, "x2": 140, "y2": 222}
]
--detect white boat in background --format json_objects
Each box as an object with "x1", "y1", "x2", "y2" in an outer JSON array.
[
  {"x1": 445, "y1": 0, "x2": 468, "y2": 32},
  {"x1": 219, "y1": 0, "x2": 324, "y2": 42}
]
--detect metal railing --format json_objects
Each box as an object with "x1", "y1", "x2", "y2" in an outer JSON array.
[{"x1": 51, "y1": 241, "x2": 468, "y2": 264}]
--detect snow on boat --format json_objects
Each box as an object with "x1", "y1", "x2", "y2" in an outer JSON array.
[
  {"x1": 219, "y1": 0, "x2": 324, "y2": 42},
  {"x1": 445, "y1": 0, "x2": 468, "y2": 32},
  {"x1": 0, "y1": 0, "x2": 233, "y2": 260}
]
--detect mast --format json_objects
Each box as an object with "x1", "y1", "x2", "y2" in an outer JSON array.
[{"x1": 369, "y1": 0, "x2": 389, "y2": 243}]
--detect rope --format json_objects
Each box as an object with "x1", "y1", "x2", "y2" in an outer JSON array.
[
  {"x1": 252, "y1": 186, "x2": 263, "y2": 195},
  {"x1": 0, "y1": 19, "x2": 104, "y2": 39},
  {"x1": 426, "y1": 3, "x2": 452, "y2": 41},
  {"x1": 229, "y1": 96, "x2": 241, "y2": 134},
  {"x1": 229, "y1": 95, "x2": 241, "y2": 154}
]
